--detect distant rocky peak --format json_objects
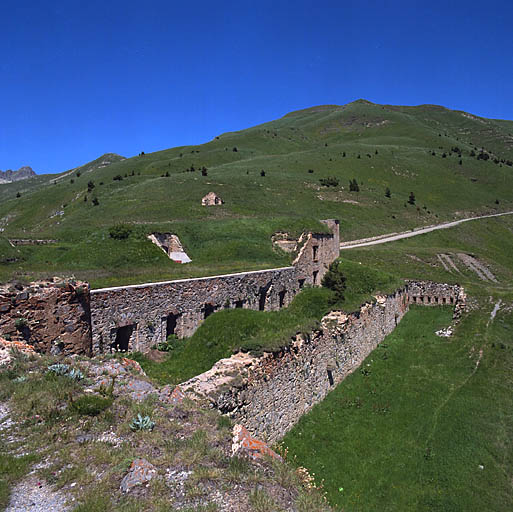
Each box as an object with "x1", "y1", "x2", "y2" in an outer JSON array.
[{"x1": 0, "y1": 166, "x2": 36, "y2": 183}]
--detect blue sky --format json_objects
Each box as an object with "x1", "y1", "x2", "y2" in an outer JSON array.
[{"x1": 1, "y1": 1, "x2": 512, "y2": 173}]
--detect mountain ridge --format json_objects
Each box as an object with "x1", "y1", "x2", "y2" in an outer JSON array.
[{"x1": 0, "y1": 166, "x2": 36, "y2": 184}]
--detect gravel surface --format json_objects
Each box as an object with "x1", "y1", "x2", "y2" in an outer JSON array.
[{"x1": 5, "y1": 476, "x2": 71, "y2": 512}]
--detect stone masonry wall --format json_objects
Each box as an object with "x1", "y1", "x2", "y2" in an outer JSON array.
[
  {"x1": 90, "y1": 267, "x2": 299, "y2": 354},
  {"x1": 89, "y1": 221, "x2": 340, "y2": 355},
  {"x1": 182, "y1": 281, "x2": 466, "y2": 443},
  {"x1": 0, "y1": 279, "x2": 92, "y2": 355}
]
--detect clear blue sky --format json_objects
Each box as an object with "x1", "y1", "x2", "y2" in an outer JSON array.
[{"x1": 1, "y1": 1, "x2": 512, "y2": 173}]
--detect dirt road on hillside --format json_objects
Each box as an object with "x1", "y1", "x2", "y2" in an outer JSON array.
[{"x1": 340, "y1": 211, "x2": 513, "y2": 250}]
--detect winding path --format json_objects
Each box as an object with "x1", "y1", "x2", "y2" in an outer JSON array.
[{"x1": 340, "y1": 211, "x2": 513, "y2": 250}]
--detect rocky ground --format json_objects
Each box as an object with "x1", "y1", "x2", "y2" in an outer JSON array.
[{"x1": 0, "y1": 345, "x2": 331, "y2": 511}]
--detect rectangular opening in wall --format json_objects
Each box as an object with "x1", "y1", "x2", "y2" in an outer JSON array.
[
  {"x1": 258, "y1": 286, "x2": 268, "y2": 311},
  {"x1": 279, "y1": 290, "x2": 286, "y2": 308},
  {"x1": 327, "y1": 369, "x2": 334, "y2": 386},
  {"x1": 313, "y1": 270, "x2": 319, "y2": 285},
  {"x1": 166, "y1": 313, "x2": 180, "y2": 338},
  {"x1": 112, "y1": 324, "x2": 136, "y2": 352},
  {"x1": 443, "y1": 297, "x2": 447, "y2": 304},
  {"x1": 312, "y1": 245, "x2": 319, "y2": 262},
  {"x1": 203, "y1": 303, "x2": 215, "y2": 319},
  {"x1": 298, "y1": 278, "x2": 305, "y2": 289},
  {"x1": 235, "y1": 300, "x2": 244, "y2": 309}
]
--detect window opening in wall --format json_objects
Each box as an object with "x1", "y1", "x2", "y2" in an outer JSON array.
[
  {"x1": 203, "y1": 303, "x2": 215, "y2": 319},
  {"x1": 166, "y1": 313, "x2": 179, "y2": 338},
  {"x1": 298, "y1": 278, "x2": 305, "y2": 289},
  {"x1": 420, "y1": 295, "x2": 424, "y2": 303},
  {"x1": 450, "y1": 297, "x2": 454, "y2": 304},
  {"x1": 427, "y1": 296, "x2": 431, "y2": 304},
  {"x1": 327, "y1": 369, "x2": 334, "y2": 386},
  {"x1": 394, "y1": 314, "x2": 399, "y2": 326},
  {"x1": 279, "y1": 290, "x2": 286, "y2": 308},
  {"x1": 112, "y1": 324, "x2": 136, "y2": 352},
  {"x1": 235, "y1": 300, "x2": 244, "y2": 309},
  {"x1": 312, "y1": 245, "x2": 319, "y2": 262},
  {"x1": 443, "y1": 297, "x2": 447, "y2": 304},
  {"x1": 313, "y1": 270, "x2": 319, "y2": 285},
  {"x1": 258, "y1": 287, "x2": 268, "y2": 311}
]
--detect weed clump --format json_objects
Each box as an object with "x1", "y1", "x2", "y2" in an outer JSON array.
[{"x1": 71, "y1": 395, "x2": 113, "y2": 416}]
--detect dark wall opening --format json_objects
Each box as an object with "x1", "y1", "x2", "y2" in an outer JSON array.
[
  {"x1": 235, "y1": 299, "x2": 244, "y2": 309},
  {"x1": 279, "y1": 290, "x2": 286, "y2": 308},
  {"x1": 313, "y1": 245, "x2": 319, "y2": 261},
  {"x1": 258, "y1": 285, "x2": 270, "y2": 311},
  {"x1": 203, "y1": 303, "x2": 215, "y2": 319},
  {"x1": 166, "y1": 313, "x2": 179, "y2": 338},
  {"x1": 113, "y1": 324, "x2": 135, "y2": 352},
  {"x1": 298, "y1": 278, "x2": 305, "y2": 289},
  {"x1": 313, "y1": 270, "x2": 319, "y2": 285},
  {"x1": 327, "y1": 369, "x2": 334, "y2": 386}
]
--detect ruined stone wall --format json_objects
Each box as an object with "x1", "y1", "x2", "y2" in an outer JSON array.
[
  {"x1": 293, "y1": 219, "x2": 340, "y2": 286},
  {"x1": 182, "y1": 280, "x2": 467, "y2": 443},
  {"x1": 406, "y1": 280, "x2": 463, "y2": 306},
  {"x1": 0, "y1": 280, "x2": 92, "y2": 355},
  {"x1": 183, "y1": 288, "x2": 409, "y2": 443},
  {"x1": 90, "y1": 267, "x2": 300, "y2": 354}
]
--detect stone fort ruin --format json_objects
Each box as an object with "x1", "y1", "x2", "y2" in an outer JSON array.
[{"x1": 0, "y1": 219, "x2": 340, "y2": 355}]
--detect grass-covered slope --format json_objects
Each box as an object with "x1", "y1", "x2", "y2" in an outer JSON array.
[
  {"x1": 283, "y1": 304, "x2": 513, "y2": 511},
  {"x1": 282, "y1": 214, "x2": 513, "y2": 511},
  {"x1": 1, "y1": 100, "x2": 513, "y2": 287}
]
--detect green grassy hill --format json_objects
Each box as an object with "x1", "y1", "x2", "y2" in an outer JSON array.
[{"x1": 1, "y1": 99, "x2": 513, "y2": 287}]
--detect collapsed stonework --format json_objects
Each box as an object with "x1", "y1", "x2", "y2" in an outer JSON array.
[
  {"x1": 147, "y1": 233, "x2": 192, "y2": 264},
  {"x1": 201, "y1": 192, "x2": 224, "y2": 206},
  {"x1": 181, "y1": 281, "x2": 465, "y2": 442},
  {"x1": 0, "y1": 279, "x2": 92, "y2": 355}
]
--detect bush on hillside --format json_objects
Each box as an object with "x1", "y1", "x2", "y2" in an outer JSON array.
[
  {"x1": 321, "y1": 261, "x2": 347, "y2": 303},
  {"x1": 319, "y1": 177, "x2": 339, "y2": 187},
  {"x1": 109, "y1": 224, "x2": 132, "y2": 240}
]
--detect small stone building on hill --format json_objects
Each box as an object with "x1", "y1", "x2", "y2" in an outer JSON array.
[{"x1": 202, "y1": 192, "x2": 224, "y2": 206}]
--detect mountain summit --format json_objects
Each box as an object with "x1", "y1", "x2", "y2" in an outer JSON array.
[{"x1": 0, "y1": 166, "x2": 36, "y2": 184}]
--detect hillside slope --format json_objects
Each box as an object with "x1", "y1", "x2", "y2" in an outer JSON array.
[{"x1": 1, "y1": 100, "x2": 512, "y2": 287}]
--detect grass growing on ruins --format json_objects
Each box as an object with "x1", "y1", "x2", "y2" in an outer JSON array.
[
  {"x1": 282, "y1": 303, "x2": 513, "y2": 511},
  {"x1": 133, "y1": 260, "x2": 403, "y2": 385}
]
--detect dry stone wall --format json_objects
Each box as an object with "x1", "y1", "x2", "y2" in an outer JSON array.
[{"x1": 182, "y1": 281, "x2": 466, "y2": 443}]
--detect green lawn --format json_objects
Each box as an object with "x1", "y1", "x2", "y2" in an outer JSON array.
[{"x1": 282, "y1": 304, "x2": 513, "y2": 511}]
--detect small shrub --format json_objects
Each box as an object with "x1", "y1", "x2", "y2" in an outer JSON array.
[
  {"x1": 321, "y1": 261, "x2": 347, "y2": 303},
  {"x1": 113, "y1": 174, "x2": 123, "y2": 181},
  {"x1": 349, "y1": 178, "x2": 360, "y2": 192},
  {"x1": 408, "y1": 191, "x2": 416, "y2": 205},
  {"x1": 129, "y1": 413, "x2": 155, "y2": 431},
  {"x1": 15, "y1": 318, "x2": 28, "y2": 331},
  {"x1": 109, "y1": 224, "x2": 132, "y2": 240},
  {"x1": 71, "y1": 395, "x2": 113, "y2": 416},
  {"x1": 87, "y1": 180, "x2": 95, "y2": 192},
  {"x1": 217, "y1": 415, "x2": 231, "y2": 430},
  {"x1": 47, "y1": 363, "x2": 69, "y2": 376},
  {"x1": 67, "y1": 368, "x2": 84, "y2": 381},
  {"x1": 92, "y1": 197, "x2": 99, "y2": 206},
  {"x1": 319, "y1": 177, "x2": 339, "y2": 187}
]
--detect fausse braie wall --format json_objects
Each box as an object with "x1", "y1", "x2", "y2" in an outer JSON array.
[{"x1": 182, "y1": 281, "x2": 465, "y2": 442}]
